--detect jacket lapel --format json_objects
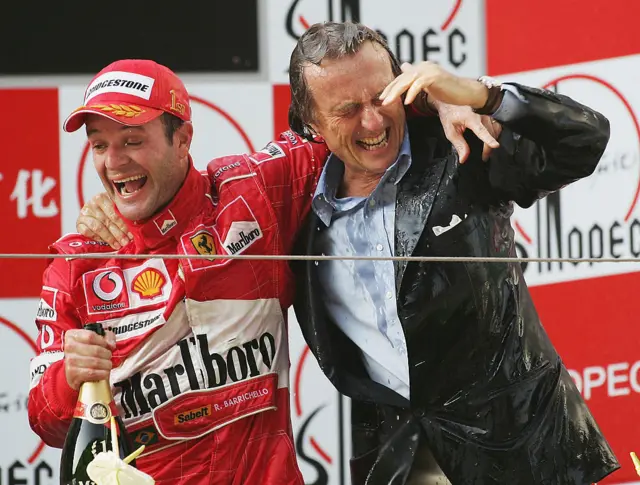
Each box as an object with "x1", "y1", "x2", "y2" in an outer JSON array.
[{"x1": 394, "y1": 122, "x2": 450, "y2": 289}]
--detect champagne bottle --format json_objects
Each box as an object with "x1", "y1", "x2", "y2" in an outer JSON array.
[{"x1": 60, "y1": 323, "x2": 135, "y2": 485}]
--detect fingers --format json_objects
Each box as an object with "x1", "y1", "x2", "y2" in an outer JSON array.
[
  {"x1": 66, "y1": 329, "x2": 116, "y2": 351},
  {"x1": 65, "y1": 362, "x2": 112, "y2": 390},
  {"x1": 64, "y1": 329, "x2": 114, "y2": 390},
  {"x1": 66, "y1": 354, "x2": 113, "y2": 371},
  {"x1": 105, "y1": 331, "x2": 116, "y2": 349},
  {"x1": 478, "y1": 117, "x2": 503, "y2": 161},
  {"x1": 482, "y1": 143, "x2": 494, "y2": 162},
  {"x1": 380, "y1": 72, "x2": 418, "y2": 106},
  {"x1": 443, "y1": 125, "x2": 470, "y2": 164},
  {"x1": 96, "y1": 194, "x2": 133, "y2": 244},
  {"x1": 77, "y1": 214, "x2": 122, "y2": 250},
  {"x1": 404, "y1": 79, "x2": 425, "y2": 106},
  {"x1": 78, "y1": 193, "x2": 132, "y2": 249},
  {"x1": 76, "y1": 222, "x2": 99, "y2": 242},
  {"x1": 469, "y1": 121, "x2": 500, "y2": 149}
]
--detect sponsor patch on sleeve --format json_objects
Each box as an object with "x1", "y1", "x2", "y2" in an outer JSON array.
[
  {"x1": 36, "y1": 286, "x2": 58, "y2": 322},
  {"x1": 29, "y1": 351, "x2": 64, "y2": 389},
  {"x1": 282, "y1": 130, "x2": 299, "y2": 146},
  {"x1": 249, "y1": 142, "x2": 286, "y2": 165}
]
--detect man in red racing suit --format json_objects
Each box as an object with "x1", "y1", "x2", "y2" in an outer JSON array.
[{"x1": 28, "y1": 59, "x2": 329, "y2": 484}]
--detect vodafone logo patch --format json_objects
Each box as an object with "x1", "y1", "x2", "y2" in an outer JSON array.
[{"x1": 92, "y1": 270, "x2": 124, "y2": 302}]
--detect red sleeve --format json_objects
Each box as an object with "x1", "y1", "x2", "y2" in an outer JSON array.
[
  {"x1": 209, "y1": 130, "x2": 330, "y2": 253},
  {"x1": 28, "y1": 256, "x2": 82, "y2": 448}
]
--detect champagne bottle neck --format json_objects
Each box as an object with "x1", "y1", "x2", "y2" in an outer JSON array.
[{"x1": 78, "y1": 379, "x2": 113, "y2": 405}]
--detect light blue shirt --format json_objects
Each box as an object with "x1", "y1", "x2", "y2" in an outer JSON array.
[
  {"x1": 313, "y1": 130, "x2": 413, "y2": 399},
  {"x1": 311, "y1": 87, "x2": 523, "y2": 400}
]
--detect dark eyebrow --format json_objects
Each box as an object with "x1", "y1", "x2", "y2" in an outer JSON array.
[{"x1": 86, "y1": 125, "x2": 144, "y2": 137}]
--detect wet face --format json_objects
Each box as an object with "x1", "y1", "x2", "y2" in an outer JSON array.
[
  {"x1": 86, "y1": 115, "x2": 192, "y2": 221},
  {"x1": 305, "y1": 41, "x2": 405, "y2": 179}
]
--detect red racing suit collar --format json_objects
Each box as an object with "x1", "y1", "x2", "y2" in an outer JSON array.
[{"x1": 123, "y1": 159, "x2": 210, "y2": 250}]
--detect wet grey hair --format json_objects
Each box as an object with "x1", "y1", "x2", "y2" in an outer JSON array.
[{"x1": 288, "y1": 21, "x2": 402, "y2": 139}]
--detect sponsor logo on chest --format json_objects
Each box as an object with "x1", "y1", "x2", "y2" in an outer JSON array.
[
  {"x1": 82, "y1": 259, "x2": 172, "y2": 315},
  {"x1": 113, "y1": 331, "x2": 277, "y2": 419}
]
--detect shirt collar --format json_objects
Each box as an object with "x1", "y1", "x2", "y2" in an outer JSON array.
[{"x1": 313, "y1": 126, "x2": 412, "y2": 227}]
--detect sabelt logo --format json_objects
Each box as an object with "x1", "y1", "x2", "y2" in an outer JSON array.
[
  {"x1": 131, "y1": 268, "x2": 166, "y2": 299},
  {"x1": 113, "y1": 331, "x2": 276, "y2": 420},
  {"x1": 174, "y1": 405, "x2": 212, "y2": 424},
  {"x1": 284, "y1": 0, "x2": 468, "y2": 69},
  {"x1": 513, "y1": 73, "x2": 640, "y2": 284}
]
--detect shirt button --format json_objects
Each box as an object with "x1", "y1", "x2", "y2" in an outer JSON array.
[
  {"x1": 376, "y1": 243, "x2": 384, "y2": 251},
  {"x1": 386, "y1": 291, "x2": 393, "y2": 300},
  {"x1": 369, "y1": 199, "x2": 376, "y2": 207},
  {"x1": 390, "y1": 177, "x2": 396, "y2": 183}
]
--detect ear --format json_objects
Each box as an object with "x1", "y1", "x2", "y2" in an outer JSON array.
[{"x1": 176, "y1": 122, "x2": 193, "y2": 158}]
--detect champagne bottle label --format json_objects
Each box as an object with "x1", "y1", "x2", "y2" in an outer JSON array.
[
  {"x1": 73, "y1": 400, "x2": 119, "y2": 424},
  {"x1": 73, "y1": 379, "x2": 119, "y2": 424}
]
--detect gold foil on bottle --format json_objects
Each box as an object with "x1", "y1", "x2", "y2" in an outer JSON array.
[{"x1": 77, "y1": 380, "x2": 113, "y2": 425}]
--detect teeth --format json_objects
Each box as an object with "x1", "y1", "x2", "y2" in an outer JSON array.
[
  {"x1": 358, "y1": 130, "x2": 389, "y2": 151},
  {"x1": 113, "y1": 174, "x2": 145, "y2": 183},
  {"x1": 113, "y1": 174, "x2": 147, "y2": 196},
  {"x1": 359, "y1": 132, "x2": 386, "y2": 145}
]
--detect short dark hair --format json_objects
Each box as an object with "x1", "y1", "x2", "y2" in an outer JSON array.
[
  {"x1": 160, "y1": 112, "x2": 185, "y2": 144},
  {"x1": 288, "y1": 21, "x2": 401, "y2": 139}
]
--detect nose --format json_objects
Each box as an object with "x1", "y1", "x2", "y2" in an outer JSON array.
[
  {"x1": 360, "y1": 105, "x2": 384, "y2": 133},
  {"x1": 103, "y1": 145, "x2": 130, "y2": 171}
]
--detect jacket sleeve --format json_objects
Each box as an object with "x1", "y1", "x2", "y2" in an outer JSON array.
[
  {"x1": 240, "y1": 131, "x2": 330, "y2": 252},
  {"x1": 486, "y1": 83, "x2": 611, "y2": 208},
  {"x1": 28, "y1": 256, "x2": 81, "y2": 448}
]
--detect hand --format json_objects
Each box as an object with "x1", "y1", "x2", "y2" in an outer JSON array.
[
  {"x1": 64, "y1": 330, "x2": 116, "y2": 391},
  {"x1": 380, "y1": 61, "x2": 490, "y2": 110},
  {"x1": 434, "y1": 101, "x2": 503, "y2": 163},
  {"x1": 77, "y1": 193, "x2": 132, "y2": 250}
]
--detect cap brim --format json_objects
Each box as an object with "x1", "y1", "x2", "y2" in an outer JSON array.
[{"x1": 63, "y1": 105, "x2": 164, "y2": 133}]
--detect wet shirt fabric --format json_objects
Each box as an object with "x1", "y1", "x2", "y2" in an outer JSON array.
[{"x1": 312, "y1": 132, "x2": 412, "y2": 399}]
